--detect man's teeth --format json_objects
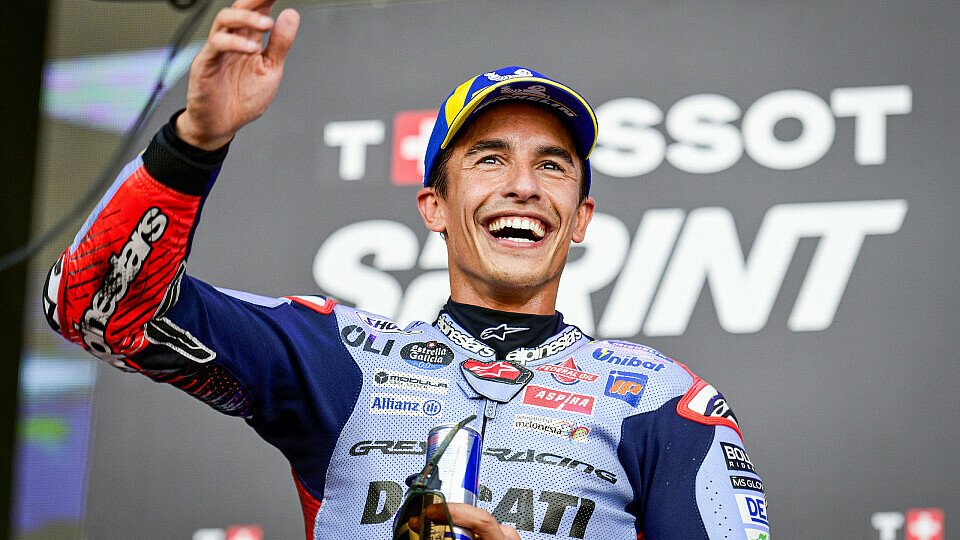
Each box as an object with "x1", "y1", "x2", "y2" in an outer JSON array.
[{"x1": 487, "y1": 217, "x2": 546, "y2": 240}]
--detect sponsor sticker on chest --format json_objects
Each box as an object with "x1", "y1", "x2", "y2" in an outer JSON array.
[
  {"x1": 368, "y1": 393, "x2": 443, "y2": 417},
  {"x1": 521, "y1": 385, "x2": 595, "y2": 415}
]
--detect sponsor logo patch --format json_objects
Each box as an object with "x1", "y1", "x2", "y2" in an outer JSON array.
[
  {"x1": 341, "y1": 325, "x2": 395, "y2": 356},
  {"x1": 522, "y1": 385, "x2": 595, "y2": 416},
  {"x1": 462, "y1": 359, "x2": 533, "y2": 385},
  {"x1": 721, "y1": 443, "x2": 756, "y2": 473},
  {"x1": 592, "y1": 348, "x2": 666, "y2": 372},
  {"x1": 536, "y1": 358, "x2": 598, "y2": 385},
  {"x1": 368, "y1": 393, "x2": 443, "y2": 417},
  {"x1": 480, "y1": 323, "x2": 528, "y2": 341},
  {"x1": 730, "y1": 476, "x2": 765, "y2": 494},
  {"x1": 373, "y1": 370, "x2": 449, "y2": 394},
  {"x1": 604, "y1": 371, "x2": 648, "y2": 407},
  {"x1": 746, "y1": 529, "x2": 770, "y2": 540},
  {"x1": 513, "y1": 414, "x2": 591, "y2": 442},
  {"x1": 436, "y1": 314, "x2": 495, "y2": 357},
  {"x1": 906, "y1": 508, "x2": 944, "y2": 540},
  {"x1": 356, "y1": 313, "x2": 421, "y2": 334},
  {"x1": 504, "y1": 326, "x2": 583, "y2": 364},
  {"x1": 400, "y1": 340, "x2": 454, "y2": 370},
  {"x1": 736, "y1": 494, "x2": 769, "y2": 528},
  {"x1": 483, "y1": 448, "x2": 615, "y2": 484},
  {"x1": 349, "y1": 440, "x2": 426, "y2": 456}
]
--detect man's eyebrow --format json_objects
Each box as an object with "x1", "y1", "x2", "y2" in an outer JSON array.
[
  {"x1": 537, "y1": 145, "x2": 575, "y2": 165},
  {"x1": 464, "y1": 139, "x2": 511, "y2": 155}
]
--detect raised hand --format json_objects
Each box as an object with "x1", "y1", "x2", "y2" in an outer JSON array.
[{"x1": 176, "y1": 0, "x2": 300, "y2": 150}]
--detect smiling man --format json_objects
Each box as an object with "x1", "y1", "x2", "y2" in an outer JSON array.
[{"x1": 43, "y1": 2, "x2": 766, "y2": 540}]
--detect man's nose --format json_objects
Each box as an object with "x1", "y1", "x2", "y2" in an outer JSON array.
[{"x1": 501, "y1": 165, "x2": 542, "y2": 201}]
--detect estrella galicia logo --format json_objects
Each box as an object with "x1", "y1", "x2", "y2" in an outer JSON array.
[
  {"x1": 400, "y1": 340, "x2": 454, "y2": 370},
  {"x1": 604, "y1": 371, "x2": 648, "y2": 407}
]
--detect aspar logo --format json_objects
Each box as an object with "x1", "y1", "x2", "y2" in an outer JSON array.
[
  {"x1": 436, "y1": 314, "x2": 495, "y2": 357},
  {"x1": 513, "y1": 414, "x2": 591, "y2": 443},
  {"x1": 314, "y1": 203, "x2": 907, "y2": 337},
  {"x1": 523, "y1": 385, "x2": 595, "y2": 416},
  {"x1": 872, "y1": 508, "x2": 945, "y2": 540},
  {"x1": 356, "y1": 312, "x2": 420, "y2": 334},
  {"x1": 592, "y1": 348, "x2": 665, "y2": 372},
  {"x1": 79, "y1": 207, "x2": 167, "y2": 359},
  {"x1": 505, "y1": 327, "x2": 583, "y2": 364},
  {"x1": 536, "y1": 358, "x2": 598, "y2": 385},
  {"x1": 349, "y1": 440, "x2": 426, "y2": 456},
  {"x1": 341, "y1": 325, "x2": 395, "y2": 356},
  {"x1": 369, "y1": 393, "x2": 442, "y2": 417},
  {"x1": 399, "y1": 340, "x2": 454, "y2": 370},
  {"x1": 483, "y1": 448, "x2": 616, "y2": 484},
  {"x1": 361, "y1": 482, "x2": 596, "y2": 538},
  {"x1": 373, "y1": 370, "x2": 449, "y2": 394},
  {"x1": 604, "y1": 371, "x2": 647, "y2": 407}
]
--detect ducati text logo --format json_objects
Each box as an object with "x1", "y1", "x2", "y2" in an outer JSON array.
[
  {"x1": 462, "y1": 359, "x2": 533, "y2": 385},
  {"x1": 604, "y1": 371, "x2": 648, "y2": 407},
  {"x1": 522, "y1": 385, "x2": 595, "y2": 415},
  {"x1": 369, "y1": 393, "x2": 442, "y2": 417},
  {"x1": 400, "y1": 340, "x2": 454, "y2": 370},
  {"x1": 536, "y1": 358, "x2": 598, "y2": 385}
]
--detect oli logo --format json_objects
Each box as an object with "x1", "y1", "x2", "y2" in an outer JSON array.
[{"x1": 604, "y1": 371, "x2": 648, "y2": 407}]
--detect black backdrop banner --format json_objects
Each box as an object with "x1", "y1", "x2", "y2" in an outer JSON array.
[{"x1": 81, "y1": 1, "x2": 958, "y2": 539}]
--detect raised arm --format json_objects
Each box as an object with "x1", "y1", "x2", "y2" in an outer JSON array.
[{"x1": 177, "y1": 0, "x2": 300, "y2": 150}]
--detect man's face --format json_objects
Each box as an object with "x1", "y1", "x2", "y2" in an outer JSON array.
[{"x1": 417, "y1": 102, "x2": 595, "y2": 305}]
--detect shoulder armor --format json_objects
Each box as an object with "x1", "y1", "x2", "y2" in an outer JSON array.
[
  {"x1": 286, "y1": 295, "x2": 337, "y2": 315},
  {"x1": 674, "y1": 360, "x2": 743, "y2": 440}
]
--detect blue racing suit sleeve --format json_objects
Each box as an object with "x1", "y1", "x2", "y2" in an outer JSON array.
[{"x1": 619, "y1": 396, "x2": 768, "y2": 540}]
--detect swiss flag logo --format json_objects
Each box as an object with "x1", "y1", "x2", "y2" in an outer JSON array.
[
  {"x1": 905, "y1": 508, "x2": 944, "y2": 540},
  {"x1": 391, "y1": 109, "x2": 437, "y2": 186},
  {"x1": 226, "y1": 525, "x2": 263, "y2": 540}
]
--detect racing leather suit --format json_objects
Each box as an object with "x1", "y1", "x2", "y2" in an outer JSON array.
[{"x1": 44, "y1": 118, "x2": 769, "y2": 540}]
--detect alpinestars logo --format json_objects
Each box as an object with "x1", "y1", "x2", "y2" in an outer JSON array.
[
  {"x1": 79, "y1": 207, "x2": 167, "y2": 360},
  {"x1": 481, "y1": 323, "x2": 529, "y2": 341},
  {"x1": 436, "y1": 314, "x2": 495, "y2": 357},
  {"x1": 462, "y1": 359, "x2": 534, "y2": 385}
]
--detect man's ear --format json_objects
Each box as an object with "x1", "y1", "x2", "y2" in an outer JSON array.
[
  {"x1": 417, "y1": 187, "x2": 446, "y2": 234},
  {"x1": 571, "y1": 196, "x2": 595, "y2": 243}
]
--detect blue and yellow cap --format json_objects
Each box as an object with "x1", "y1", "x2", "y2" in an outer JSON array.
[{"x1": 422, "y1": 66, "x2": 598, "y2": 191}]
